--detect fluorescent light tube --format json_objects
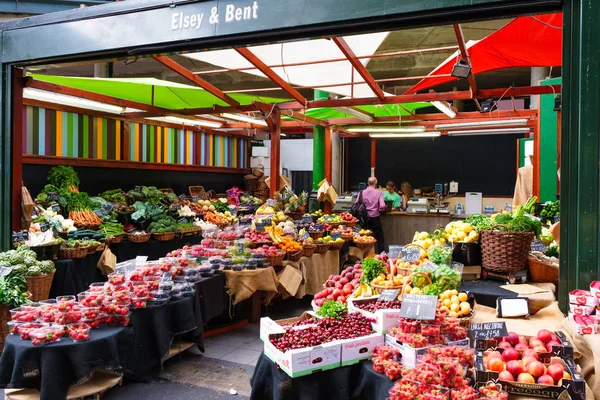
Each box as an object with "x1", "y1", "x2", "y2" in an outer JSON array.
[
  {"x1": 221, "y1": 113, "x2": 268, "y2": 126},
  {"x1": 435, "y1": 119, "x2": 528, "y2": 130},
  {"x1": 334, "y1": 106, "x2": 373, "y2": 123},
  {"x1": 347, "y1": 126, "x2": 426, "y2": 133},
  {"x1": 24, "y1": 88, "x2": 135, "y2": 114},
  {"x1": 447, "y1": 128, "x2": 530, "y2": 136},
  {"x1": 431, "y1": 100, "x2": 457, "y2": 118},
  {"x1": 369, "y1": 132, "x2": 441, "y2": 138},
  {"x1": 146, "y1": 116, "x2": 222, "y2": 128}
]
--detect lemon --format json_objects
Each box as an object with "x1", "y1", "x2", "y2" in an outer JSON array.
[
  {"x1": 410, "y1": 287, "x2": 422, "y2": 295},
  {"x1": 442, "y1": 299, "x2": 452, "y2": 308},
  {"x1": 456, "y1": 231, "x2": 467, "y2": 240},
  {"x1": 448, "y1": 311, "x2": 458, "y2": 318},
  {"x1": 458, "y1": 292, "x2": 468, "y2": 302},
  {"x1": 439, "y1": 305, "x2": 449, "y2": 313},
  {"x1": 450, "y1": 289, "x2": 458, "y2": 296},
  {"x1": 460, "y1": 302, "x2": 471, "y2": 312},
  {"x1": 439, "y1": 238, "x2": 447, "y2": 244},
  {"x1": 450, "y1": 295, "x2": 459, "y2": 304}
]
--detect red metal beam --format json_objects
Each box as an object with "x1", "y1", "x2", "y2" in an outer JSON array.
[
  {"x1": 453, "y1": 24, "x2": 481, "y2": 110},
  {"x1": 370, "y1": 139, "x2": 377, "y2": 176},
  {"x1": 236, "y1": 48, "x2": 307, "y2": 105},
  {"x1": 266, "y1": 108, "x2": 281, "y2": 198},
  {"x1": 152, "y1": 55, "x2": 240, "y2": 107},
  {"x1": 333, "y1": 37, "x2": 385, "y2": 100},
  {"x1": 476, "y1": 85, "x2": 561, "y2": 98},
  {"x1": 281, "y1": 110, "x2": 328, "y2": 127},
  {"x1": 12, "y1": 68, "x2": 24, "y2": 232}
]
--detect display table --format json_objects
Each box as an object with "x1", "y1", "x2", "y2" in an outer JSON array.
[
  {"x1": 109, "y1": 236, "x2": 203, "y2": 262},
  {"x1": 348, "y1": 245, "x2": 375, "y2": 261},
  {"x1": 250, "y1": 353, "x2": 393, "y2": 400},
  {"x1": 195, "y1": 273, "x2": 227, "y2": 324},
  {"x1": 380, "y1": 212, "x2": 453, "y2": 250},
  {"x1": 562, "y1": 317, "x2": 600, "y2": 399},
  {"x1": 282, "y1": 250, "x2": 340, "y2": 296},
  {"x1": 49, "y1": 253, "x2": 104, "y2": 297},
  {"x1": 0, "y1": 326, "x2": 132, "y2": 400},
  {"x1": 462, "y1": 281, "x2": 556, "y2": 312}
]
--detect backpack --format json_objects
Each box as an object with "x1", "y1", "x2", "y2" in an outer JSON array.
[{"x1": 350, "y1": 191, "x2": 369, "y2": 226}]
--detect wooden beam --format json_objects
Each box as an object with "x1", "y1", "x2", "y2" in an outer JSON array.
[
  {"x1": 235, "y1": 47, "x2": 307, "y2": 105},
  {"x1": 453, "y1": 24, "x2": 481, "y2": 110},
  {"x1": 152, "y1": 55, "x2": 240, "y2": 107},
  {"x1": 12, "y1": 68, "x2": 24, "y2": 232},
  {"x1": 333, "y1": 37, "x2": 385, "y2": 100},
  {"x1": 266, "y1": 108, "x2": 281, "y2": 198},
  {"x1": 22, "y1": 155, "x2": 251, "y2": 175}
]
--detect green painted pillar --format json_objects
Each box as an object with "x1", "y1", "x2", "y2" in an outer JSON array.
[
  {"x1": 312, "y1": 90, "x2": 328, "y2": 190},
  {"x1": 559, "y1": 0, "x2": 600, "y2": 312}
]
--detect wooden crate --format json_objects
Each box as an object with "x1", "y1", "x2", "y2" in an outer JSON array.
[{"x1": 462, "y1": 265, "x2": 482, "y2": 281}]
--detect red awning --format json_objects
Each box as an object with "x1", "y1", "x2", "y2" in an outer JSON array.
[{"x1": 407, "y1": 13, "x2": 562, "y2": 94}]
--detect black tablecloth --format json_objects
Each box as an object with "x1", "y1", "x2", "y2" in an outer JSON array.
[
  {"x1": 195, "y1": 273, "x2": 227, "y2": 324},
  {"x1": 0, "y1": 326, "x2": 132, "y2": 400},
  {"x1": 50, "y1": 253, "x2": 104, "y2": 297},
  {"x1": 110, "y1": 237, "x2": 203, "y2": 262},
  {"x1": 461, "y1": 280, "x2": 518, "y2": 308},
  {"x1": 250, "y1": 353, "x2": 394, "y2": 400}
]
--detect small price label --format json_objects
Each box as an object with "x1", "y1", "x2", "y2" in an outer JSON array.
[
  {"x1": 134, "y1": 185, "x2": 143, "y2": 192},
  {"x1": 47, "y1": 192, "x2": 60, "y2": 202},
  {"x1": 39, "y1": 222, "x2": 50, "y2": 232},
  {"x1": 399, "y1": 294, "x2": 438, "y2": 320},
  {"x1": 401, "y1": 247, "x2": 421, "y2": 262},
  {"x1": 331, "y1": 232, "x2": 342, "y2": 240},
  {"x1": 256, "y1": 223, "x2": 265, "y2": 232},
  {"x1": 377, "y1": 289, "x2": 400, "y2": 302},
  {"x1": 388, "y1": 245, "x2": 402, "y2": 260},
  {"x1": 300, "y1": 231, "x2": 309, "y2": 240},
  {"x1": 191, "y1": 196, "x2": 200, "y2": 202},
  {"x1": 179, "y1": 194, "x2": 187, "y2": 201},
  {"x1": 471, "y1": 322, "x2": 509, "y2": 341},
  {"x1": 314, "y1": 223, "x2": 324, "y2": 231},
  {"x1": 178, "y1": 217, "x2": 188, "y2": 224},
  {"x1": 353, "y1": 226, "x2": 361, "y2": 234},
  {"x1": 160, "y1": 272, "x2": 173, "y2": 282},
  {"x1": 172, "y1": 204, "x2": 182, "y2": 211},
  {"x1": 11, "y1": 231, "x2": 29, "y2": 243},
  {"x1": 239, "y1": 218, "x2": 251, "y2": 226},
  {"x1": 262, "y1": 218, "x2": 272, "y2": 226},
  {"x1": 302, "y1": 215, "x2": 313, "y2": 223},
  {"x1": 51, "y1": 204, "x2": 61, "y2": 212},
  {"x1": 530, "y1": 240, "x2": 548, "y2": 253},
  {"x1": 266, "y1": 199, "x2": 277, "y2": 207}
]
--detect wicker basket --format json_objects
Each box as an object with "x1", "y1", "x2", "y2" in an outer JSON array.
[
  {"x1": 252, "y1": 164, "x2": 265, "y2": 178},
  {"x1": 247, "y1": 240, "x2": 272, "y2": 249},
  {"x1": 243, "y1": 174, "x2": 260, "y2": 192},
  {"x1": 177, "y1": 226, "x2": 202, "y2": 235},
  {"x1": 287, "y1": 249, "x2": 303, "y2": 262},
  {"x1": 85, "y1": 244, "x2": 99, "y2": 254},
  {"x1": 189, "y1": 186, "x2": 207, "y2": 200},
  {"x1": 528, "y1": 256, "x2": 559, "y2": 287},
  {"x1": 127, "y1": 232, "x2": 152, "y2": 243},
  {"x1": 328, "y1": 241, "x2": 344, "y2": 251},
  {"x1": 341, "y1": 233, "x2": 354, "y2": 242},
  {"x1": 159, "y1": 188, "x2": 175, "y2": 195},
  {"x1": 328, "y1": 221, "x2": 343, "y2": 228},
  {"x1": 309, "y1": 231, "x2": 324, "y2": 240},
  {"x1": 345, "y1": 220, "x2": 358, "y2": 228},
  {"x1": 25, "y1": 270, "x2": 55, "y2": 302},
  {"x1": 285, "y1": 211, "x2": 303, "y2": 221},
  {"x1": 106, "y1": 235, "x2": 123, "y2": 244},
  {"x1": 315, "y1": 243, "x2": 329, "y2": 255},
  {"x1": 353, "y1": 239, "x2": 376, "y2": 249},
  {"x1": 480, "y1": 225, "x2": 534, "y2": 272},
  {"x1": 302, "y1": 244, "x2": 316, "y2": 258},
  {"x1": 153, "y1": 232, "x2": 176, "y2": 242},
  {"x1": 58, "y1": 247, "x2": 87, "y2": 259},
  {"x1": 266, "y1": 250, "x2": 286, "y2": 267},
  {"x1": 96, "y1": 243, "x2": 106, "y2": 252}
]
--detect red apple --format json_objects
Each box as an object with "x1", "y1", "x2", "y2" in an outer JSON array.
[
  {"x1": 517, "y1": 373, "x2": 536, "y2": 384},
  {"x1": 529, "y1": 339, "x2": 544, "y2": 349},
  {"x1": 502, "y1": 348, "x2": 519, "y2": 362},
  {"x1": 487, "y1": 357, "x2": 505, "y2": 373},
  {"x1": 339, "y1": 277, "x2": 349, "y2": 285},
  {"x1": 527, "y1": 360, "x2": 547, "y2": 378},
  {"x1": 506, "y1": 332, "x2": 520, "y2": 347},
  {"x1": 537, "y1": 329, "x2": 553, "y2": 344},
  {"x1": 498, "y1": 370, "x2": 515, "y2": 382},
  {"x1": 498, "y1": 341, "x2": 512, "y2": 350},
  {"x1": 546, "y1": 340, "x2": 561, "y2": 352},
  {"x1": 533, "y1": 346, "x2": 548, "y2": 354},
  {"x1": 515, "y1": 342, "x2": 529, "y2": 351},
  {"x1": 537, "y1": 374, "x2": 554, "y2": 385},
  {"x1": 522, "y1": 356, "x2": 538, "y2": 368},
  {"x1": 546, "y1": 364, "x2": 565, "y2": 383},
  {"x1": 522, "y1": 349, "x2": 539, "y2": 360},
  {"x1": 485, "y1": 350, "x2": 502, "y2": 359},
  {"x1": 506, "y1": 360, "x2": 525, "y2": 377}
]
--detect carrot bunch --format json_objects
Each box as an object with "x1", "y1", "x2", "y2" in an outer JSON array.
[
  {"x1": 204, "y1": 212, "x2": 228, "y2": 225},
  {"x1": 69, "y1": 210, "x2": 102, "y2": 227}
]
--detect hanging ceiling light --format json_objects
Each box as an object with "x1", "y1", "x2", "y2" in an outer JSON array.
[
  {"x1": 431, "y1": 100, "x2": 457, "y2": 118},
  {"x1": 447, "y1": 128, "x2": 530, "y2": 136},
  {"x1": 221, "y1": 113, "x2": 268, "y2": 126},
  {"x1": 146, "y1": 116, "x2": 222, "y2": 128},
  {"x1": 334, "y1": 106, "x2": 373, "y2": 123},
  {"x1": 369, "y1": 132, "x2": 441, "y2": 138},
  {"x1": 347, "y1": 125, "x2": 426, "y2": 133},
  {"x1": 435, "y1": 119, "x2": 528, "y2": 130},
  {"x1": 23, "y1": 88, "x2": 137, "y2": 114}
]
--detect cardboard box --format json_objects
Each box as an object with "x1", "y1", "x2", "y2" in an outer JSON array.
[
  {"x1": 264, "y1": 333, "x2": 341, "y2": 378},
  {"x1": 250, "y1": 156, "x2": 270, "y2": 168},
  {"x1": 348, "y1": 297, "x2": 403, "y2": 334},
  {"x1": 569, "y1": 290, "x2": 597, "y2": 307},
  {"x1": 259, "y1": 312, "x2": 317, "y2": 342},
  {"x1": 569, "y1": 302, "x2": 595, "y2": 316},
  {"x1": 474, "y1": 356, "x2": 585, "y2": 400},
  {"x1": 338, "y1": 333, "x2": 384, "y2": 367},
  {"x1": 252, "y1": 146, "x2": 269, "y2": 157},
  {"x1": 474, "y1": 331, "x2": 575, "y2": 360}
]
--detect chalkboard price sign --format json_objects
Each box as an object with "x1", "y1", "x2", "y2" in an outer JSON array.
[
  {"x1": 256, "y1": 223, "x2": 266, "y2": 232},
  {"x1": 239, "y1": 218, "x2": 251, "y2": 226},
  {"x1": 399, "y1": 294, "x2": 438, "y2": 320},
  {"x1": 302, "y1": 215, "x2": 313, "y2": 223},
  {"x1": 191, "y1": 196, "x2": 200, "y2": 202},
  {"x1": 51, "y1": 204, "x2": 61, "y2": 212},
  {"x1": 314, "y1": 223, "x2": 324, "y2": 231},
  {"x1": 401, "y1": 247, "x2": 421, "y2": 262},
  {"x1": 11, "y1": 231, "x2": 29, "y2": 243},
  {"x1": 47, "y1": 192, "x2": 60, "y2": 202},
  {"x1": 331, "y1": 232, "x2": 342, "y2": 240},
  {"x1": 353, "y1": 226, "x2": 361, "y2": 234},
  {"x1": 261, "y1": 218, "x2": 272, "y2": 226},
  {"x1": 378, "y1": 289, "x2": 400, "y2": 302},
  {"x1": 178, "y1": 217, "x2": 188, "y2": 224},
  {"x1": 179, "y1": 194, "x2": 187, "y2": 201},
  {"x1": 300, "y1": 231, "x2": 309, "y2": 240},
  {"x1": 470, "y1": 322, "x2": 509, "y2": 341},
  {"x1": 530, "y1": 240, "x2": 548, "y2": 253},
  {"x1": 39, "y1": 222, "x2": 50, "y2": 232},
  {"x1": 134, "y1": 185, "x2": 143, "y2": 192}
]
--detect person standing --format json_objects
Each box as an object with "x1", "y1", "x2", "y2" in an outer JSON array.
[
  {"x1": 399, "y1": 181, "x2": 414, "y2": 211},
  {"x1": 357, "y1": 177, "x2": 388, "y2": 253},
  {"x1": 383, "y1": 181, "x2": 402, "y2": 211}
]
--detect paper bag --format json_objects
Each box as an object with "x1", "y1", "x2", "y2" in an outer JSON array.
[
  {"x1": 277, "y1": 265, "x2": 303, "y2": 297},
  {"x1": 97, "y1": 247, "x2": 116, "y2": 275},
  {"x1": 326, "y1": 186, "x2": 338, "y2": 205},
  {"x1": 317, "y1": 179, "x2": 330, "y2": 202}
]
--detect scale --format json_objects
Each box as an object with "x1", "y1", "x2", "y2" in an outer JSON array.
[
  {"x1": 332, "y1": 195, "x2": 355, "y2": 212},
  {"x1": 481, "y1": 268, "x2": 528, "y2": 284},
  {"x1": 406, "y1": 198, "x2": 429, "y2": 214}
]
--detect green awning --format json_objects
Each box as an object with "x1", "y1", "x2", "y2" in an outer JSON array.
[
  {"x1": 29, "y1": 74, "x2": 289, "y2": 110},
  {"x1": 295, "y1": 103, "x2": 431, "y2": 120}
]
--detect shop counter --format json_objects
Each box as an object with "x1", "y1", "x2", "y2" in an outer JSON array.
[{"x1": 380, "y1": 212, "x2": 453, "y2": 248}]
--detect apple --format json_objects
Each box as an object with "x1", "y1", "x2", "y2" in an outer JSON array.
[
  {"x1": 502, "y1": 348, "x2": 519, "y2": 362},
  {"x1": 537, "y1": 329, "x2": 553, "y2": 344},
  {"x1": 529, "y1": 339, "x2": 544, "y2": 349},
  {"x1": 345, "y1": 273, "x2": 354, "y2": 280},
  {"x1": 506, "y1": 332, "x2": 520, "y2": 347},
  {"x1": 537, "y1": 374, "x2": 554, "y2": 385},
  {"x1": 546, "y1": 340, "x2": 561, "y2": 352},
  {"x1": 527, "y1": 360, "x2": 547, "y2": 378},
  {"x1": 522, "y1": 349, "x2": 539, "y2": 360},
  {"x1": 314, "y1": 293, "x2": 323, "y2": 300},
  {"x1": 498, "y1": 341, "x2": 512, "y2": 349},
  {"x1": 315, "y1": 299, "x2": 325, "y2": 307},
  {"x1": 326, "y1": 295, "x2": 333, "y2": 301},
  {"x1": 333, "y1": 276, "x2": 341, "y2": 282},
  {"x1": 338, "y1": 296, "x2": 346, "y2": 304},
  {"x1": 498, "y1": 370, "x2": 515, "y2": 382},
  {"x1": 522, "y1": 356, "x2": 538, "y2": 368},
  {"x1": 506, "y1": 360, "x2": 525, "y2": 377},
  {"x1": 340, "y1": 277, "x2": 349, "y2": 285},
  {"x1": 546, "y1": 364, "x2": 565, "y2": 383},
  {"x1": 515, "y1": 342, "x2": 529, "y2": 351},
  {"x1": 485, "y1": 350, "x2": 502, "y2": 359},
  {"x1": 533, "y1": 346, "x2": 548, "y2": 354},
  {"x1": 487, "y1": 357, "x2": 505, "y2": 373},
  {"x1": 343, "y1": 287, "x2": 353, "y2": 296},
  {"x1": 517, "y1": 372, "x2": 536, "y2": 384}
]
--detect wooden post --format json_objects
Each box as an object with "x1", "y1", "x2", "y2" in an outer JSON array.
[
  {"x1": 12, "y1": 68, "x2": 24, "y2": 232},
  {"x1": 324, "y1": 126, "x2": 332, "y2": 214},
  {"x1": 370, "y1": 139, "x2": 377, "y2": 177},
  {"x1": 267, "y1": 108, "x2": 281, "y2": 198}
]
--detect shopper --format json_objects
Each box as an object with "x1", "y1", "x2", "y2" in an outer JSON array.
[
  {"x1": 399, "y1": 181, "x2": 414, "y2": 211},
  {"x1": 383, "y1": 181, "x2": 402, "y2": 211},
  {"x1": 357, "y1": 177, "x2": 387, "y2": 253}
]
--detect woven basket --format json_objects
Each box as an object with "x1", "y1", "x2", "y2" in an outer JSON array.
[
  {"x1": 189, "y1": 186, "x2": 207, "y2": 200},
  {"x1": 153, "y1": 232, "x2": 176, "y2": 242},
  {"x1": 96, "y1": 243, "x2": 106, "y2": 252},
  {"x1": 302, "y1": 244, "x2": 316, "y2": 257},
  {"x1": 85, "y1": 244, "x2": 99, "y2": 254},
  {"x1": 353, "y1": 239, "x2": 376, "y2": 249},
  {"x1": 127, "y1": 232, "x2": 152, "y2": 243},
  {"x1": 287, "y1": 249, "x2": 303, "y2": 262},
  {"x1": 309, "y1": 231, "x2": 324, "y2": 240},
  {"x1": 266, "y1": 250, "x2": 286, "y2": 267},
  {"x1": 328, "y1": 241, "x2": 344, "y2": 251},
  {"x1": 247, "y1": 240, "x2": 272, "y2": 249},
  {"x1": 285, "y1": 211, "x2": 303, "y2": 221},
  {"x1": 345, "y1": 220, "x2": 357, "y2": 228},
  {"x1": 159, "y1": 188, "x2": 175, "y2": 195},
  {"x1": 315, "y1": 243, "x2": 329, "y2": 255},
  {"x1": 177, "y1": 226, "x2": 202, "y2": 235},
  {"x1": 58, "y1": 247, "x2": 87, "y2": 259},
  {"x1": 106, "y1": 235, "x2": 123, "y2": 244},
  {"x1": 25, "y1": 270, "x2": 55, "y2": 302},
  {"x1": 528, "y1": 256, "x2": 559, "y2": 287},
  {"x1": 243, "y1": 174, "x2": 260, "y2": 192},
  {"x1": 341, "y1": 233, "x2": 354, "y2": 242},
  {"x1": 480, "y1": 225, "x2": 534, "y2": 272},
  {"x1": 328, "y1": 221, "x2": 343, "y2": 228},
  {"x1": 252, "y1": 164, "x2": 265, "y2": 178}
]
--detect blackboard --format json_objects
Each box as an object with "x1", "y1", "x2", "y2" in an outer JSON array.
[{"x1": 348, "y1": 136, "x2": 521, "y2": 195}]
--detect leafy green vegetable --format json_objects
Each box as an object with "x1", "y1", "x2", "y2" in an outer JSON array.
[
  {"x1": 544, "y1": 245, "x2": 559, "y2": 258},
  {"x1": 428, "y1": 246, "x2": 452, "y2": 265},
  {"x1": 127, "y1": 186, "x2": 164, "y2": 205},
  {"x1": 99, "y1": 189, "x2": 128, "y2": 205},
  {"x1": 316, "y1": 300, "x2": 347, "y2": 319},
  {"x1": 64, "y1": 192, "x2": 94, "y2": 212},
  {"x1": 465, "y1": 214, "x2": 494, "y2": 232},
  {"x1": 0, "y1": 273, "x2": 30, "y2": 307},
  {"x1": 432, "y1": 264, "x2": 462, "y2": 292},
  {"x1": 47, "y1": 166, "x2": 80, "y2": 189},
  {"x1": 513, "y1": 196, "x2": 537, "y2": 218},
  {"x1": 507, "y1": 216, "x2": 542, "y2": 238},
  {"x1": 494, "y1": 214, "x2": 513, "y2": 225},
  {"x1": 131, "y1": 201, "x2": 164, "y2": 222},
  {"x1": 360, "y1": 257, "x2": 386, "y2": 285},
  {"x1": 211, "y1": 200, "x2": 230, "y2": 213}
]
